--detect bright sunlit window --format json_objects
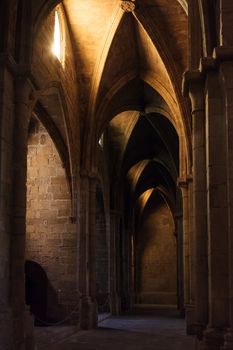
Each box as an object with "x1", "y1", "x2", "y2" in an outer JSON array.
[
  {"x1": 52, "y1": 9, "x2": 63, "y2": 64},
  {"x1": 99, "y1": 133, "x2": 104, "y2": 148}
]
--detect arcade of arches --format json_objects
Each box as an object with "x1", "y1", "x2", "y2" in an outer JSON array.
[{"x1": 1, "y1": 0, "x2": 233, "y2": 349}]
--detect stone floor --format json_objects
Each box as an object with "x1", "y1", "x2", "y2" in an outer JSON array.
[{"x1": 35, "y1": 305, "x2": 196, "y2": 350}]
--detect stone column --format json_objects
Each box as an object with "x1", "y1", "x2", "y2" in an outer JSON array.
[
  {"x1": 183, "y1": 71, "x2": 208, "y2": 341},
  {"x1": 219, "y1": 0, "x2": 233, "y2": 47},
  {"x1": 188, "y1": 179, "x2": 196, "y2": 333},
  {"x1": 79, "y1": 171, "x2": 98, "y2": 329},
  {"x1": 109, "y1": 210, "x2": 121, "y2": 315},
  {"x1": 0, "y1": 58, "x2": 15, "y2": 350},
  {"x1": 127, "y1": 227, "x2": 134, "y2": 308},
  {"x1": 174, "y1": 208, "x2": 184, "y2": 316},
  {"x1": 179, "y1": 183, "x2": 189, "y2": 309},
  {"x1": 120, "y1": 227, "x2": 132, "y2": 311},
  {"x1": 201, "y1": 69, "x2": 228, "y2": 350},
  {"x1": 126, "y1": 210, "x2": 136, "y2": 308},
  {"x1": 126, "y1": 228, "x2": 133, "y2": 309},
  {"x1": 219, "y1": 61, "x2": 233, "y2": 350},
  {"x1": 11, "y1": 76, "x2": 34, "y2": 350},
  {"x1": 128, "y1": 210, "x2": 136, "y2": 305},
  {"x1": 178, "y1": 176, "x2": 195, "y2": 333}
]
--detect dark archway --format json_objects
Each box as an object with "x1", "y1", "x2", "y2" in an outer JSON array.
[{"x1": 25, "y1": 260, "x2": 61, "y2": 325}]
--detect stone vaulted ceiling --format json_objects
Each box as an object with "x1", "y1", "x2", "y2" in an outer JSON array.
[
  {"x1": 60, "y1": 0, "x2": 188, "y2": 214},
  {"x1": 63, "y1": 0, "x2": 188, "y2": 123},
  {"x1": 33, "y1": 0, "x2": 188, "y2": 216}
]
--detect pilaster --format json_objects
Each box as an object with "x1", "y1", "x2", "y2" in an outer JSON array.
[
  {"x1": 11, "y1": 76, "x2": 34, "y2": 350},
  {"x1": 183, "y1": 70, "x2": 208, "y2": 341},
  {"x1": 184, "y1": 47, "x2": 233, "y2": 350},
  {"x1": 0, "y1": 57, "x2": 15, "y2": 350},
  {"x1": 0, "y1": 51, "x2": 35, "y2": 349},
  {"x1": 219, "y1": 61, "x2": 233, "y2": 350},
  {"x1": 174, "y1": 208, "x2": 184, "y2": 315},
  {"x1": 178, "y1": 175, "x2": 195, "y2": 334},
  {"x1": 202, "y1": 69, "x2": 228, "y2": 350}
]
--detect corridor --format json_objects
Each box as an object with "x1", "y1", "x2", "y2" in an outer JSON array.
[{"x1": 35, "y1": 306, "x2": 196, "y2": 350}]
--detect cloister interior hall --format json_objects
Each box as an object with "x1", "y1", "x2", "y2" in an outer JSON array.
[{"x1": 1, "y1": 1, "x2": 233, "y2": 350}]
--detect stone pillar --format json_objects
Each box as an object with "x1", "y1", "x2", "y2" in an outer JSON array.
[
  {"x1": 219, "y1": 61, "x2": 233, "y2": 350},
  {"x1": 179, "y1": 176, "x2": 196, "y2": 333},
  {"x1": 127, "y1": 228, "x2": 134, "y2": 308},
  {"x1": 174, "y1": 209, "x2": 184, "y2": 316},
  {"x1": 119, "y1": 220, "x2": 125, "y2": 310},
  {"x1": 109, "y1": 210, "x2": 121, "y2": 315},
  {"x1": 128, "y1": 210, "x2": 136, "y2": 305},
  {"x1": 0, "y1": 58, "x2": 15, "y2": 350},
  {"x1": 188, "y1": 179, "x2": 196, "y2": 333},
  {"x1": 219, "y1": 0, "x2": 233, "y2": 47},
  {"x1": 183, "y1": 71, "x2": 208, "y2": 341},
  {"x1": 11, "y1": 76, "x2": 34, "y2": 350},
  {"x1": 179, "y1": 183, "x2": 189, "y2": 309},
  {"x1": 188, "y1": 0, "x2": 202, "y2": 69},
  {"x1": 201, "y1": 69, "x2": 228, "y2": 350},
  {"x1": 120, "y1": 227, "x2": 132, "y2": 311},
  {"x1": 78, "y1": 171, "x2": 98, "y2": 329}
]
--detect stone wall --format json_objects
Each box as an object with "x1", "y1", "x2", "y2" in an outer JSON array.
[
  {"x1": 26, "y1": 118, "x2": 77, "y2": 323},
  {"x1": 137, "y1": 194, "x2": 177, "y2": 305}
]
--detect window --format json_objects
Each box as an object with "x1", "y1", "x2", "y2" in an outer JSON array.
[
  {"x1": 99, "y1": 133, "x2": 104, "y2": 148},
  {"x1": 52, "y1": 8, "x2": 64, "y2": 66}
]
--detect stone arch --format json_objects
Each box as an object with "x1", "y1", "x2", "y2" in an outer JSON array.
[
  {"x1": 34, "y1": 0, "x2": 63, "y2": 36},
  {"x1": 132, "y1": 14, "x2": 191, "y2": 175},
  {"x1": 92, "y1": 75, "x2": 188, "y2": 182},
  {"x1": 30, "y1": 80, "x2": 76, "y2": 218},
  {"x1": 177, "y1": 0, "x2": 188, "y2": 14},
  {"x1": 33, "y1": 0, "x2": 188, "y2": 38}
]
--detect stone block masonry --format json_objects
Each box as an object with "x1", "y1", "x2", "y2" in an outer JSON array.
[{"x1": 26, "y1": 118, "x2": 77, "y2": 324}]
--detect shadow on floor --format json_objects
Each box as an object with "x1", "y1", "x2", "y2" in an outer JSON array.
[{"x1": 35, "y1": 305, "x2": 196, "y2": 350}]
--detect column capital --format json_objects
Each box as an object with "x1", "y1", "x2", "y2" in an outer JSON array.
[
  {"x1": 198, "y1": 48, "x2": 233, "y2": 75},
  {"x1": 213, "y1": 46, "x2": 233, "y2": 62},
  {"x1": 183, "y1": 70, "x2": 204, "y2": 95},
  {"x1": 183, "y1": 70, "x2": 205, "y2": 113},
  {"x1": 177, "y1": 174, "x2": 193, "y2": 189},
  {"x1": 184, "y1": 47, "x2": 233, "y2": 93}
]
